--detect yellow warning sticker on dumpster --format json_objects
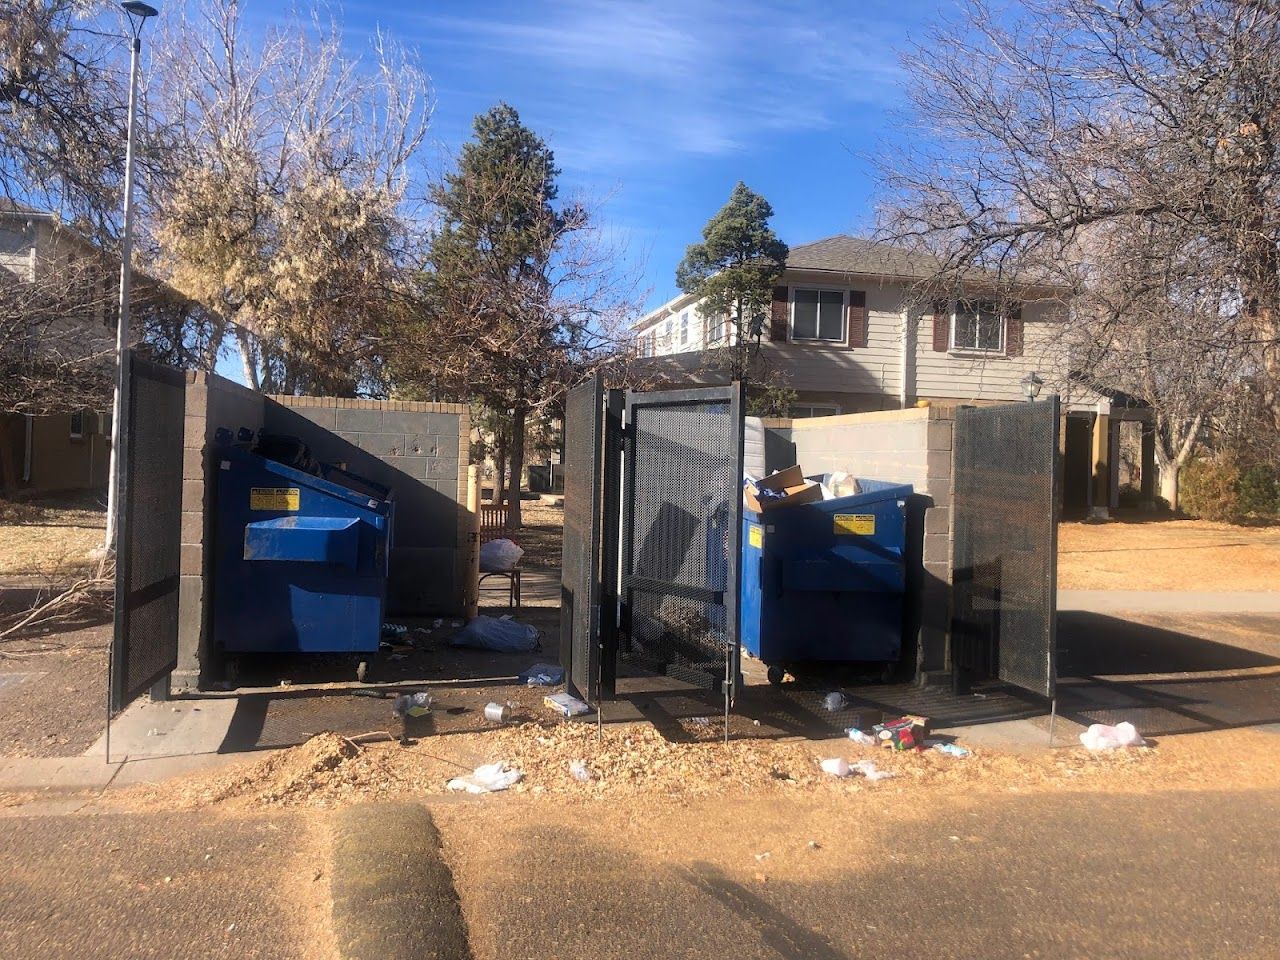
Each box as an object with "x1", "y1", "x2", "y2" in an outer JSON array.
[
  {"x1": 834, "y1": 513, "x2": 875, "y2": 536},
  {"x1": 250, "y1": 487, "x2": 300, "y2": 511},
  {"x1": 748, "y1": 524, "x2": 763, "y2": 548}
]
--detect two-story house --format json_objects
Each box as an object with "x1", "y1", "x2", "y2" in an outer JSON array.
[
  {"x1": 0, "y1": 204, "x2": 118, "y2": 496},
  {"x1": 635, "y1": 234, "x2": 1157, "y2": 517}
]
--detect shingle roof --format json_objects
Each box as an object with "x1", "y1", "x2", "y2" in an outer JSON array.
[{"x1": 785, "y1": 235, "x2": 941, "y2": 280}]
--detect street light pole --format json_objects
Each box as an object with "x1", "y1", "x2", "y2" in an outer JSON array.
[{"x1": 104, "y1": 2, "x2": 158, "y2": 551}]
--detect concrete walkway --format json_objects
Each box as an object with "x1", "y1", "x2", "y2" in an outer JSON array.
[{"x1": 1059, "y1": 589, "x2": 1280, "y2": 614}]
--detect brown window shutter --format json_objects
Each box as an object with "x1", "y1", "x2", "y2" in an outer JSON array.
[
  {"x1": 770, "y1": 286, "x2": 789, "y2": 341},
  {"x1": 1005, "y1": 304, "x2": 1024, "y2": 357},
  {"x1": 932, "y1": 302, "x2": 950, "y2": 352},
  {"x1": 846, "y1": 290, "x2": 867, "y2": 348}
]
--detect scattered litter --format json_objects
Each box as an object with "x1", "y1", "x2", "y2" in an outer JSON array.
[
  {"x1": 688, "y1": 716, "x2": 712, "y2": 727},
  {"x1": 432, "y1": 619, "x2": 443, "y2": 629},
  {"x1": 479, "y1": 538, "x2": 524, "y2": 572},
  {"x1": 754, "y1": 851, "x2": 771, "y2": 862},
  {"x1": 446, "y1": 762, "x2": 523, "y2": 794},
  {"x1": 147, "y1": 728, "x2": 164, "y2": 737},
  {"x1": 279, "y1": 679, "x2": 292, "y2": 688},
  {"x1": 807, "y1": 840, "x2": 821, "y2": 850},
  {"x1": 873, "y1": 715, "x2": 929, "y2": 750},
  {"x1": 544, "y1": 692, "x2": 591, "y2": 718},
  {"x1": 851, "y1": 759, "x2": 895, "y2": 781},
  {"x1": 928, "y1": 741, "x2": 970, "y2": 758},
  {"x1": 381, "y1": 623, "x2": 408, "y2": 637},
  {"x1": 351, "y1": 689, "x2": 391, "y2": 699},
  {"x1": 517, "y1": 663, "x2": 565, "y2": 686},
  {"x1": 1080, "y1": 722, "x2": 1145, "y2": 751},
  {"x1": 846, "y1": 728, "x2": 876, "y2": 746},
  {"x1": 822, "y1": 691, "x2": 849, "y2": 712},
  {"x1": 449, "y1": 615, "x2": 539, "y2": 653},
  {"x1": 450, "y1": 620, "x2": 462, "y2": 628},
  {"x1": 484, "y1": 702, "x2": 514, "y2": 723},
  {"x1": 392, "y1": 692, "x2": 433, "y2": 718},
  {"x1": 568, "y1": 760, "x2": 592, "y2": 782},
  {"x1": 819, "y1": 757, "x2": 851, "y2": 777}
]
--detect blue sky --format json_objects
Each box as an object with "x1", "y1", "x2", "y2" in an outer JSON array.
[{"x1": 246, "y1": 0, "x2": 941, "y2": 310}]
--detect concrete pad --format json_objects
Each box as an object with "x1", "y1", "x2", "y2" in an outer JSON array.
[{"x1": 89, "y1": 696, "x2": 238, "y2": 760}]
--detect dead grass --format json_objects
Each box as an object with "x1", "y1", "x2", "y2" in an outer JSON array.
[
  {"x1": 1058, "y1": 518, "x2": 1280, "y2": 591},
  {"x1": 0, "y1": 494, "x2": 106, "y2": 578}
]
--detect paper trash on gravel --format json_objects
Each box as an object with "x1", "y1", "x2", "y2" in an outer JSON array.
[
  {"x1": 544, "y1": 692, "x2": 591, "y2": 717},
  {"x1": 449, "y1": 615, "x2": 539, "y2": 653},
  {"x1": 392, "y1": 692, "x2": 433, "y2": 718},
  {"x1": 1079, "y1": 722, "x2": 1146, "y2": 751},
  {"x1": 819, "y1": 757, "x2": 852, "y2": 777},
  {"x1": 851, "y1": 759, "x2": 895, "y2": 781},
  {"x1": 446, "y1": 762, "x2": 523, "y2": 794}
]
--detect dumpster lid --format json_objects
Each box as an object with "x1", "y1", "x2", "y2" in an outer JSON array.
[
  {"x1": 817, "y1": 478, "x2": 913, "y2": 509},
  {"x1": 217, "y1": 444, "x2": 393, "y2": 511}
]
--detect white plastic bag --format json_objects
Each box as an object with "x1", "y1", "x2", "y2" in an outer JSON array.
[
  {"x1": 446, "y1": 762, "x2": 523, "y2": 794},
  {"x1": 1079, "y1": 722, "x2": 1145, "y2": 751},
  {"x1": 820, "y1": 757, "x2": 852, "y2": 777},
  {"x1": 479, "y1": 537, "x2": 524, "y2": 572},
  {"x1": 449, "y1": 615, "x2": 539, "y2": 653}
]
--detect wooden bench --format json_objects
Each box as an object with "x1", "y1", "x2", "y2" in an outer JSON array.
[{"x1": 478, "y1": 503, "x2": 522, "y2": 608}]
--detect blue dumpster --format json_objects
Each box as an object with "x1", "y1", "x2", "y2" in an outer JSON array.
[
  {"x1": 211, "y1": 441, "x2": 394, "y2": 656},
  {"x1": 740, "y1": 478, "x2": 912, "y2": 680}
]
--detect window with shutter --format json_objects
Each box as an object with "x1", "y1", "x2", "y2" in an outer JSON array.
[{"x1": 792, "y1": 288, "x2": 845, "y2": 342}]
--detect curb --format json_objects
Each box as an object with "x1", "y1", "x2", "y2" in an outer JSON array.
[{"x1": 330, "y1": 802, "x2": 471, "y2": 960}]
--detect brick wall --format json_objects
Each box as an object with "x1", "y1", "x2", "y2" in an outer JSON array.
[
  {"x1": 173, "y1": 372, "x2": 472, "y2": 692},
  {"x1": 760, "y1": 405, "x2": 957, "y2": 678}
]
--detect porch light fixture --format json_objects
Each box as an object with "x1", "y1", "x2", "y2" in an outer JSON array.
[{"x1": 1021, "y1": 371, "x2": 1045, "y2": 402}]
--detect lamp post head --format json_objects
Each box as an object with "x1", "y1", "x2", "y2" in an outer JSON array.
[
  {"x1": 121, "y1": 1, "x2": 159, "y2": 39},
  {"x1": 1021, "y1": 371, "x2": 1045, "y2": 402}
]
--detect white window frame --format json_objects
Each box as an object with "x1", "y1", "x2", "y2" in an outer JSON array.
[
  {"x1": 708, "y1": 310, "x2": 726, "y2": 345},
  {"x1": 950, "y1": 300, "x2": 1006, "y2": 355},
  {"x1": 679, "y1": 311, "x2": 690, "y2": 347},
  {"x1": 789, "y1": 286, "x2": 847, "y2": 343}
]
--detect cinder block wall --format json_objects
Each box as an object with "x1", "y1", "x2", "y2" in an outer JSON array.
[
  {"x1": 759, "y1": 406, "x2": 957, "y2": 679},
  {"x1": 174, "y1": 372, "x2": 471, "y2": 692}
]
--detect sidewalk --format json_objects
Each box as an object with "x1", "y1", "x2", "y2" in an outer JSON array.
[{"x1": 1059, "y1": 589, "x2": 1280, "y2": 614}]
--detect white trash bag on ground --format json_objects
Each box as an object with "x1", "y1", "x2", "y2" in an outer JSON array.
[
  {"x1": 449, "y1": 615, "x2": 539, "y2": 653},
  {"x1": 480, "y1": 538, "x2": 524, "y2": 572},
  {"x1": 446, "y1": 762, "x2": 523, "y2": 794},
  {"x1": 1079, "y1": 722, "x2": 1146, "y2": 751}
]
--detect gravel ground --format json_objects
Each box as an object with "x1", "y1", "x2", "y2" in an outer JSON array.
[
  {"x1": 1059, "y1": 518, "x2": 1280, "y2": 591},
  {"x1": 0, "y1": 622, "x2": 108, "y2": 757}
]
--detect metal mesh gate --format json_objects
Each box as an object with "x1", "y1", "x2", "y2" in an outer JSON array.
[
  {"x1": 110, "y1": 351, "x2": 186, "y2": 712},
  {"x1": 559, "y1": 374, "x2": 604, "y2": 702},
  {"x1": 620, "y1": 386, "x2": 744, "y2": 700},
  {"x1": 950, "y1": 397, "x2": 1060, "y2": 698}
]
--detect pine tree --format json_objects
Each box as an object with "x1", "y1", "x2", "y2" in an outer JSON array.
[{"x1": 676, "y1": 182, "x2": 789, "y2": 382}]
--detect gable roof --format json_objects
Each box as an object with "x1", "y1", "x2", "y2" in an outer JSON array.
[{"x1": 786, "y1": 235, "x2": 941, "y2": 280}]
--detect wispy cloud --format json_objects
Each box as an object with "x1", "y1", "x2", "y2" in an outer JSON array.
[{"x1": 406, "y1": 0, "x2": 906, "y2": 173}]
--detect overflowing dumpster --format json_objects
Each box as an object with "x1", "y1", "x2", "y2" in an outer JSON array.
[
  {"x1": 741, "y1": 477, "x2": 912, "y2": 683},
  {"x1": 210, "y1": 435, "x2": 394, "y2": 659}
]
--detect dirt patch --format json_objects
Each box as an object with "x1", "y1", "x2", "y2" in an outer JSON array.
[
  {"x1": 0, "y1": 494, "x2": 106, "y2": 579},
  {"x1": 0, "y1": 623, "x2": 108, "y2": 757},
  {"x1": 113, "y1": 716, "x2": 1280, "y2": 813},
  {"x1": 1058, "y1": 518, "x2": 1280, "y2": 590},
  {"x1": 505, "y1": 499, "x2": 563, "y2": 569}
]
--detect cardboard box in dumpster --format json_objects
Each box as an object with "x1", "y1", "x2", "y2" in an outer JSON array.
[{"x1": 744, "y1": 465, "x2": 825, "y2": 513}]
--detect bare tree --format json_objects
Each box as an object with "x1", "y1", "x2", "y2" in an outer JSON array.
[
  {"x1": 878, "y1": 0, "x2": 1280, "y2": 507},
  {"x1": 149, "y1": 0, "x2": 430, "y2": 394}
]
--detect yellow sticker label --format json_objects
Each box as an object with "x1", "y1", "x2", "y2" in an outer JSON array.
[
  {"x1": 250, "y1": 487, "x2": 300, "y2": 511},
  {"x1": 748, "y1": 524, "x2": 763, "y2": 548},
  {"x1": 834, "y1": 513, "x2": 875, "y2": 535}
]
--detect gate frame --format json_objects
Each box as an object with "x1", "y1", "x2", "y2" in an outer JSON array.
[
  {"x1": 109, "y1": 350, "x2": 187, "y2": 720},
  {"x1": 617, "y1": 383, "x2": 745, "y2": 729},
  {"x1": 949, "y1": 394, "x2": 1060, "y2": 701}
]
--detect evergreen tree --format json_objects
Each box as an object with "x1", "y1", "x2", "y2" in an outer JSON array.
[{"x1": 676, "y1": 182, "x2": 788, "y2": 382}]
